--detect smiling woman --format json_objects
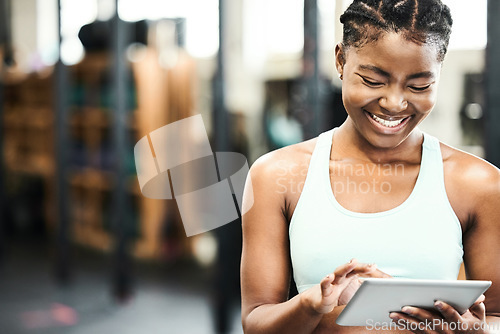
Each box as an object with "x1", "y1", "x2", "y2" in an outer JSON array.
[
  {"x1": 240, "y1": 0, "x2": 500, "y2": 333},
  {"x1": 336, "y1": 32, "x2": 441, "y2": 148}
]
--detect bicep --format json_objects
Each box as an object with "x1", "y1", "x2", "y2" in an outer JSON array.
[{"x1": 240, "y1": 160, "x2": 292, "y2": 320}]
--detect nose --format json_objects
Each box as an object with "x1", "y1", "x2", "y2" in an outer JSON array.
[{"x1": 379, "y1": 88, "x2": 408, "y2": 113}]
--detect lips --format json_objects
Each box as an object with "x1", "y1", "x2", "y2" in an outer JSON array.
[
  {"x1": 369, "y1": 113, "x2": 406, "y2": 128},
  {"x1": 364, "y1": 110, "x2": 412, "y2": 132}
]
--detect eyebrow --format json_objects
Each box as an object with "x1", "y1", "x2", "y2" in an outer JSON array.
[{"x1": 358, "y1": 64, "x2": 435, "y2": 80}]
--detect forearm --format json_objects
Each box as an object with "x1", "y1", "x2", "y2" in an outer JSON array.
[
  {"x1": 313, "y1": 306, "x2": 413, "y2": 334},
  {"x1": 243, "y1": 293, "x2": 324, "y2": 334}
]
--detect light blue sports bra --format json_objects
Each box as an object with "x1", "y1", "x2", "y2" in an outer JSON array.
[{"x1": 289, "y1": 129, "x2": 463, "y2": 293}]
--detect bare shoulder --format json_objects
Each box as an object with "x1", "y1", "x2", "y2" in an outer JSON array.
[
  {"x1": 441, "y1": 142, "x2": 500, "y2": 196},
  {"x1": 441, "y1": 143, "x2": 500, "y2": 228},
  {"x1": 249, "y1": 138, "x2": 317, "y2": 180},
  {"x1": 246, "y1": 138, "x2": 317, "y2": 219}
]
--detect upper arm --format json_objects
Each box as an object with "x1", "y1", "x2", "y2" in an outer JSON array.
[
  {"x1": 460, "y1": 160, "x2": 500, "y2": 315},
  {"x1": 240, "y1": 153, "x2": 294, "y2": 323}
]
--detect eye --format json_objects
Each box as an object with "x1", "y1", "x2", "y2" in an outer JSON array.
[
  {"x1": 362, "y1": 77, "x2": 383, "y2": 87},
  {"x1": 409, "y1": 84, "x2": 431, "y2": 92}
]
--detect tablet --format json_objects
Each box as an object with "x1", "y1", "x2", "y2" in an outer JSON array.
[{"x1": 336, "y1": 278, "x2": 491, "y2": 326}]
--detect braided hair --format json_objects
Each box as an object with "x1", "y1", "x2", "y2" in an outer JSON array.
[{"x1": 340, "y1": 0, "x2": 453, "y2": 61}]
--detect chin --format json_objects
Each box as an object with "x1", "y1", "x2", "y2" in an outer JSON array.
[
  {"x1": 368, "y1": 136, "x2": 407, "y2": 150},
  {"x1": 359, "y1": 125, "x2": 415, "y2": 150}
]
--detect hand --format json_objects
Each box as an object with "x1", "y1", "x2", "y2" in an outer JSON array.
[
  {"x1": 301, "y1": 259, "x2": 391, "y2": 315},
  {"x1": 389, "y1": 295, "x2": 488, "y2": 334}
]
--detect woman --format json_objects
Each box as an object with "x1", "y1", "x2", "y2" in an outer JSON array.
[{"x1": 240, "y1": 0, "x2": 500, "y2": 333}]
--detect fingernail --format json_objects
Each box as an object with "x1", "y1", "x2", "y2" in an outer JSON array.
[
  {"x1": 325, "y1": 274, "x2": 330, "y2": 279},
  {"x1": 401, "y1": 306, "x2": 412, "y2": 314},
  {"x1": 389, "y1": 312, "x2": 398, "y2": 320},
  {"x1": 349, "y1": 258, "x2": 354, "y2": 264},
  {"x1": 435, "y1": 301, "x2": 443, "y2": 310}
]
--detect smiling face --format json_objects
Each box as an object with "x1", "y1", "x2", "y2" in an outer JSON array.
[{"x1": 336, "y1": 32, "x2": 442, "y2": 150}]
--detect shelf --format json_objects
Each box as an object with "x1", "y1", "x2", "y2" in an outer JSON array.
[
  {"x1": 2, "y1": 47, "x2": 193, "y2": 260},
  {"x1": 69, "y1": 106, "x2": 139, "y2": 130},
  {"x1": 3, "y1": 106, "x2": 54, "y2": 129},
  {"x1": 68, "y1": 168, "x2": 140, "y2": 194}
]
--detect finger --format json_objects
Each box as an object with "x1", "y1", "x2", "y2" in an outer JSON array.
[
  {"x1": 434, "y1": 300, "x2": 462, "y2": 323},
  {"x1": 356, "y1": 264, "x2": 392, "y2": 278},
  {"x1": 332, "y1": 259, "x2": 358, "y2": 283},
  {"x1": 474, "y1": 294, "x2": 486, "y2": 304},
  {"x1": 469, "y1": 300, "x2": 486, "y2": 320},
  {"x1": 401, "y1": 305, "x2": 441, "y2": 322},
  {"x1": 343, "y1": 262, "x2": 392, "y2": 277},
  {"x1": 320, "y1": 274, "x2": 336, "y2": 296},
  {"x1": 350, "y1": 262, "x2": 377, "y2": 275},
  {"x1": 320, "y1": 274, "x2": 334, "y2": 287},
  {"x1": 375, "y1": 268, "x2": 392, "y2": 278},
  {"x1": 389, "y1": 312, "x2": 433, "y2": 334},
  {"x1": 343, "y1": 262, "x2": 381, "y2": 278},
  {"x1": 338, "y1": 276, "x2": 363, "y2": 305}
]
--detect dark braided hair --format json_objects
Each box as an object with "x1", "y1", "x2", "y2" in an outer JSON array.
[{"x1": 340, "y1": 0, "x2": 453, "y2": 61}]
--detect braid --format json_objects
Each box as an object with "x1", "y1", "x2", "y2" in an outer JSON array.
[{"x1": 340, "y1": 0, "x2": 453, "y2": 61}]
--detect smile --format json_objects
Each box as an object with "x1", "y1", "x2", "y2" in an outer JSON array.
[{"x1": 368, "y1": 113, "x2": 407, "y2": 128}]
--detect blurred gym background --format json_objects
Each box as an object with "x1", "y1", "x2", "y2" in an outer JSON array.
[{"x1": 0, "y1": 0, "x2": 499, "y2": 333}]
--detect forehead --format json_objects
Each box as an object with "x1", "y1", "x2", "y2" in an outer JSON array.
[{"x1": 344, "y1": 32, "x2": 442, "y2": 76}]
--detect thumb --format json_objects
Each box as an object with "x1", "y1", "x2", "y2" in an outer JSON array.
[
  {"x1": 469, "y1": 295, "x2": 486, "y2": 320},
  {"x1": 320, "y1": 273, "x2": 336, "y2": 296}
]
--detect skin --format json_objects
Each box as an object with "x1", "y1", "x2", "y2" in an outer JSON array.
[{"x1": 240, "y1": 31, "x2": 500, "y2": 333}]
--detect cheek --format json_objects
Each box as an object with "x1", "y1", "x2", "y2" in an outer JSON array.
[
  {"x1": 342, "y1": 85, "x2": 377, "y2": 110},
  {"x1": 412, "y1": 94, "x2": 437, "y2": 115}
]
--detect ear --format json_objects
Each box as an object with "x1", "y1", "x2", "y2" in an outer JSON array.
[{"x1": 335, "y1": 43, "x2": 345, "y2": 79}]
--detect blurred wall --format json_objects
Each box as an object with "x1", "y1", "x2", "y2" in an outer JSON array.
[
  {"x1": 421, "y1": 49, "x2": 485, "y2": 155},
  {"x1": 11, "y1": 0, "x2": 37, "y2": 71},
  {"x1": 6, "y1": 0, "x2": 487, "y2": 160}
]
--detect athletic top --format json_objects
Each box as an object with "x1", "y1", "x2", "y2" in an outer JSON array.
[{"x1": 289, "y1": 129, "x2": 463, "y2": 293}]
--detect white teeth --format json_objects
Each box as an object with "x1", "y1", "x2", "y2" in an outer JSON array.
[{"x1": 370, "y1": 113, "x2": 405, "y2": 128}]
